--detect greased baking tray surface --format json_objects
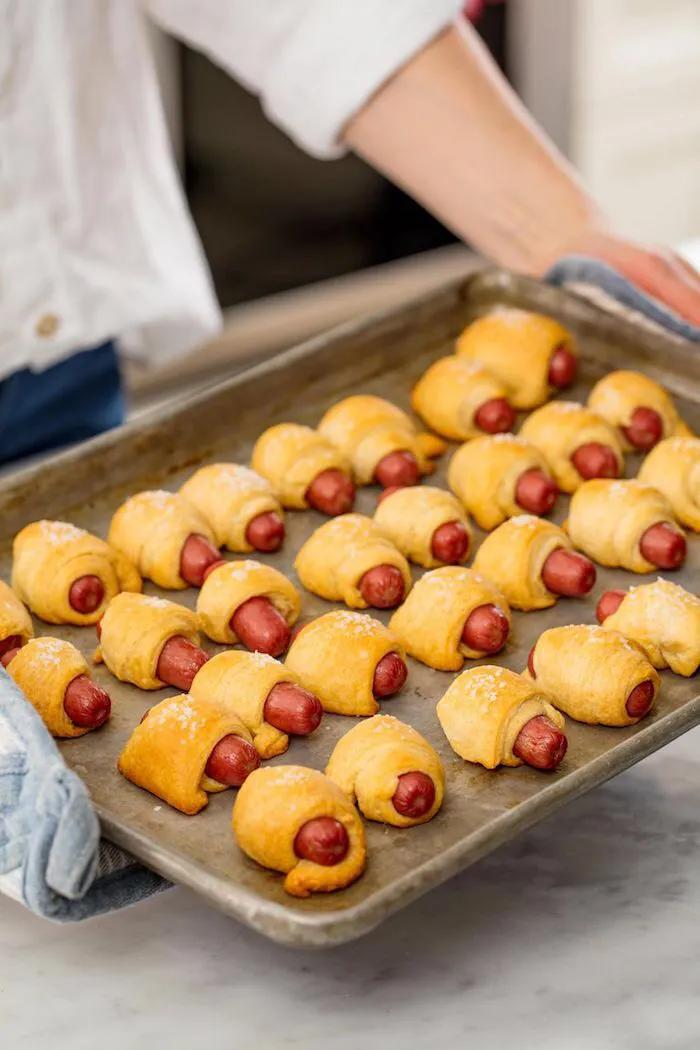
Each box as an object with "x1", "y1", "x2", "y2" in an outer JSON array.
[{"x1": 1, "y1": 270, "x2": 698, "y2": 947}]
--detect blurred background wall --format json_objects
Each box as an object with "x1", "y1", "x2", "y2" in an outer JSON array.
[
  {"x1": 151, "y1": 0, "x2": 699, "y2": 313},
  {"x1": 133, "y1": 0, "x2": 699, "y2": 407}
]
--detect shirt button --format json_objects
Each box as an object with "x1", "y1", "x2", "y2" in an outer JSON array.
[{"x1": 35, "y1": 313, "x2": 60, "y2": 338}]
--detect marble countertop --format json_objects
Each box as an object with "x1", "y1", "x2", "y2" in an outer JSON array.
[{"x1": 4, "y1": 725, "x2": 700, "y2": 1050}]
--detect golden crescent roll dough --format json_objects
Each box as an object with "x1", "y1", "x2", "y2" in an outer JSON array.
[
  {"x1": 12, "y1": 520, "x2": 141, "y2": 625},
  {"x1": 317, "y1": 394, "x2": 444, "y2": 484},
  {"x1": 325, "y1": 715, "x2": 445, "y2": 828},
  {"x1": 179, "y1": 463, "x2": 283, "y2": 552},
  {"x1": 250, "y1": 423, "x2": 351, "y2": 509},
  {"x1": 601, "y1": 579, "x2": 700, "y2": 677},
  {"x1": 7, "y1": 637, "x2": 96, "y2": 738},
  {"x1": 95, "y1": 592, "x2": 200, "y2": 690},
  {"x1": 108, "y1": 490, "x2": 217, "y2": 590},
  {"x1": 455, "y1": 307, "x2": 575, "y2": 409},
  {"x1": 195, "y1": 560, "x2": 300, "y2": 644},
  {"x1": 118, "y1": 692, "x2": 254, "y2": 814},
  {"x1": 448, "y1": 434, "x2": 551, "y2": 531},
  {"x1": 587, "y1": 370, "x2": 692, "y2": 450},
  {"x1": 0, "y1": 581, "x2": 33, "y2": 646},
  {"x1": 189, "y1": 649, "x2": 300, "y2": 757},
  {"x1": 637, "y1": 436, "x2": 700, "y2": 532},
  {"x1": 566, "y1": 479, "x2": 684, "y2": 573},
  {"x1": 525, "y1": 624, "x2": 660, "y2": 726},
  {"x1": 285, "y1": 610, "x2": 403, "y2": 715},
  {"x1": 294, "y1": 514, "x2": 412, "y2": 609},
  {"x1": 389, "y1": 567, "x2": 511, "y2": 670},
  {"x1": 232, "y1": 765, "x2": 366, "y2": 897},
  {"x1": 437, "y1": 665, "x2": 564, "y2": 769},
  {"x1": 374, "y1": 486, "x2": 472, "y2": 568},
  {"x1": 519, "y1": 401, "x2": 624, "y2": 493},
  {"x1": 411, "y1": 356, "x2": 510, "y2": 441},
  {"x1": 472, "y1": 515, "x2": 571, "y2": 610}
]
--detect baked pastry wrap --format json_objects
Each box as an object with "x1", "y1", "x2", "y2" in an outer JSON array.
[
  {"x1": 250, "y1": 423, "x2": 350, "y2": 509},
  {"x1": 389, "y1": 566, "x2": 510, "y2": 670},
  {"x1": 587, "y1": 370, "x2": 692, "y2": 450},
  {"x1": 411, "y1": 356, "x2": 509, "y2": 441},
  {"x1": 437, "y1": 665, "x2": 564, "y2": 769},
  {"x1": 472, "y1": 515, "x2": 572, "y2": 610},
  {"x1": 118, "y1": 692, "x2": 253, "y2": 814},
  {"x1": 285, "y1": 609, "x2": 403, "y2": 716},
  {"x1": 601, "y1": 579, "x2": 700, "y2": 677},
  {"x1": 566, "y1": 479, "x2": 684, "y2": 573},
  {"x1": 374, "y1": 485, "x2": 471, "y2": 568},
  {"x1": 180, "y1": 463, "x2": 283, "y2": 552},
  {"x1": 455, "y1": 307, "x2": 575, "y2": 409},
  {"x1": 189, "y1": 649, "x2": 300, "y2": 757},
  {"x1": 294, "y1": 514, "x2": 411, "y2": 608},
  {"x1": 232, "y1": 766, "x2": 366, "y2": 897},
  {"x1": 7, "y1": 637, "x2": 94, "y2": 738},
  {"x1": 519, "y1": 401, "x2": 623, "y2": 493},
  {"x1": 317, "y1": 394, "x2": 443, "y2": 484},
  {"x1": 95, "y1": 592, "x2": 200, "y2": 690},
  {"x1": 0, "y1": 580, "x2": 33, "y2": 645},
  {"x1": 637, "y1": 436, "x2": 700, "y2": 532},
  {"x1": 196, "y1": 560, "x2": 300, "y2": 644},
  {"x1": 326, "y1": 715, "x2": 444, "y2": 827},
  {"x1": 447, "y1": 434, "x2": 551, "y2": 531},
  {"x1": 12, "y1": 520, "x2": 141, "y2": 625},
  {"x1": 108, "y1": 491, "x2": 216, "y2": 589},
  {"x1": 525, "y1": 624, "x2": 660, "y2": 726}
]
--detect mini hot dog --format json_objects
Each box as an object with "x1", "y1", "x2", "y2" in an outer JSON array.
[
  {"x1": 95, "y1": 592, "x2": 207, "y2": 691},
  {"x1": 411, "y1": 356, "x2": 516, "y2": 442},
  {"x1": 389, "y1": 566, "x2": 511, "y2": 671},
  {"x1": 285, "y1": 610, "x2": 407, "y2": 716},
  {"x1": 638, "y1": 436, "x2": 700, "y2": 533},
  {"x1": 525, "y1": 624, "x2": 659, "y2": 726},
  {"x1": 374, "y1": 486, "x2": 472, "y2": 569},
  {"x1": 294, "y1": 514, "x2": 411, "y2": 611},
  {"x1": 326, "y1": 715, "x2": 445, "y2": 827},
  {"x1": 472, "y1": 516, "x2": 596, "y2": 611},
  {"x1": 317, "y1": 394, "x2": 443, "y2": 489},
  {"x1": 119, "y1": 692, "x2": 259, "y2": 814},
  {"x1": 7, "y1": 637, "x2": 112, "y2": 737},
  {"x1": 596, "y1": 579, "x2": 700, "y2": 677},
  {"x1": 567, "y1": 479, "x2": 687, "y2": 573},
  {"x1": 189, "y1": 649, "x2": 323, "y2": 758},
  {"x1": 519, "y1": 401, "x2": 624, "y2": 494},
  {"x1": 251, "y1": 422, "x2": 356, "y2": 515},
  {"x1": 0, "y1": 580, "x2": 34, "y2": 666},
  {"x1": 588, "y1": 370, "x2": 692, "y2": 451},
  {"x1": 12, "y1": 520, "x2": 141, "y2": 624},
  {"x1": 437, "y1": 665, "x2": 567, "y2": 771},
  {"x1": 196, "y1": 560, "x2": 301, "y2": 656},
  {"x1": 455, "y1": 307, "x2": 577, "y2": 409},
  {"x1": 108, "y1": 490, "x2": 222, "y2": 589},
  {"x1": 180, "y1": 463, "x2": 286, "y2": 554},
  {"x1": 232, "y1": 766, "x2": 367, "y2": 896},
  {"x1": 448, "y1": 435, "x2": 558, "y2": 531}
]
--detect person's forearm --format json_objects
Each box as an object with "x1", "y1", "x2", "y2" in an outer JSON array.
[{"x1": 344, "y1": 22, "x2": 602, "y2": 274}]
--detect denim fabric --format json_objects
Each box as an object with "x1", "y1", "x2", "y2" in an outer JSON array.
[
  {"x1": 0, "y1": 667, "x2": 169, "y2": 920},
  {"x1": 546, "y1": 256, "x2": 700, "y2": 342},
  {"x1": 0, "y1": 340, "x2": 125, "y2": 466}
]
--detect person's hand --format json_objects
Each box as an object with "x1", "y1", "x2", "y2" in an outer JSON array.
[{"x1": 557, "y1": 231, "x2": 700, "y2": 326}]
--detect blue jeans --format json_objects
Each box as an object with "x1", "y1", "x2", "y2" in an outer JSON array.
[{"x1": 0, "y1": 341, "x2": 124, "y2": 467}]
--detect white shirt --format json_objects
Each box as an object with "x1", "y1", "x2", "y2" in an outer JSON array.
[{"x1": 0, "y1": 0, "x2": 461, "y2": 383}]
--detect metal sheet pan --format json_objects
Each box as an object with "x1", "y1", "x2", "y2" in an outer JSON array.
[{"x1": 1, "y1": 269, "x2": 699, "y2": 948}]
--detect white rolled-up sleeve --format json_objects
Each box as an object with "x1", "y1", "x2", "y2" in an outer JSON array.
[{"x1": 146, "y1": 0, "x2": 462, "y2": 158}]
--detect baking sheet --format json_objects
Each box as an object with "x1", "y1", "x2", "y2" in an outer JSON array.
[{"x1": 1, "y1": 269, "x2": 699, "y2": 948}]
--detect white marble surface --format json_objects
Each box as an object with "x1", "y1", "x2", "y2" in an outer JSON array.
[{"x1": 4, "y1": 727, "x2": 700, "y2": 1050}]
